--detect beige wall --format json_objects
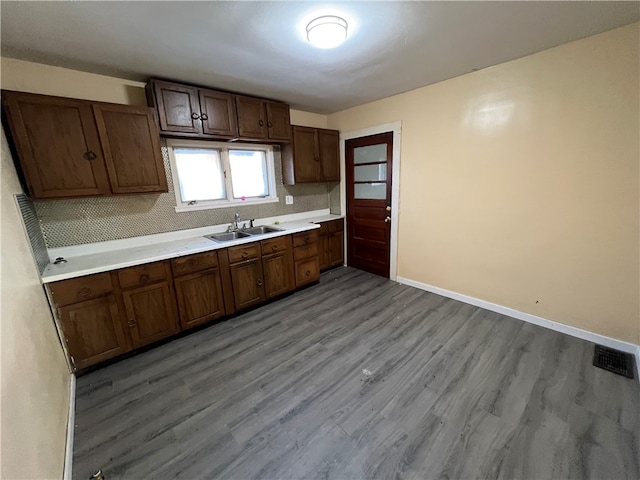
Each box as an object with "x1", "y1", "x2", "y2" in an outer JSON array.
[
  {"x1": 0, "y1": 57, "x2": 328, "y2": 128},
  {"x1": 0, "y1": 126, "x2": 71, "y2": 478},
  {"x1": 328, "y1": 23, "x2": 640, "y2": 345}
]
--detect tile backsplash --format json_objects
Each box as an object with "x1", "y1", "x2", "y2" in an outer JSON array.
[{"x1": 35, "y1": 140, "x2": 341, "y2": 248}]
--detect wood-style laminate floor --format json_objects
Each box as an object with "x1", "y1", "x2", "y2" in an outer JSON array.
[{"x1": 73, "y1": 267, "x2": 639, "y2": 480}]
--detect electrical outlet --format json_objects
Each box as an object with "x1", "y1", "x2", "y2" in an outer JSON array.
[{"x1": 285, "y1": 195, "x2": 293, "y2": 205}]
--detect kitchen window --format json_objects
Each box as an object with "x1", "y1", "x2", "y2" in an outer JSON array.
[{"x1": 167, "y1": 139, "x2": 278, "y2": 212}]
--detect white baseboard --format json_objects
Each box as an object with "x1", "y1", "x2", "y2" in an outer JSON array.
[
  {"x1": 63, "y1": 374, "x2": 76, "y2": 480},
  {"x1": 396, "y1": 276, "x2": 640, "y2": 376}
]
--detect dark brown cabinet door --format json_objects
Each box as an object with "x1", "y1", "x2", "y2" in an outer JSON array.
[
  {"x1": 292, "y1": 126, "x2": 320, "y2": 182},
  {"x1": 93, "y1": 104, "x2": 168, "y2": 194},
  {"x1": 59, "y1": 295, "x2": 129, "y2": 370},
  {"x1": 174, "y1": 268, "x2": 226, "y2": 330},
  {"x1": 151, "y1": 80, "x2": 202, "y2": 134},
  {"x1": 2, "y1": 92, "x2": 111, "y2": 198},
  {"x1": 262, "y1": 251, "x2": 293, "y2": 299},
  {"x1": 319, "y1": 129, "x2": 340, "y2": 181},
  {"x1": 229, "y1": 258, "x2": 265, "y2": 310},
  {"x1": 199, "y1": 90, "x2": 238, "y2": 137},
  {"x1": 122, "y1": 281, "x2": 179, "y2": 348},
  {"x1": 329, "y1": 231, "x2": 344, "y2": 267},
  {"x1": 265, "y1": 101, "x2": 291, "y2": 141},
  {"x1": 235, "y1": 96, "x2": 267, "y2": 139}
]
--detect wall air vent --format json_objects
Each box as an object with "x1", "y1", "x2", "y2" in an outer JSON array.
[{"x1": 593, "y1": 345, "x2": 635, "y2": 379}]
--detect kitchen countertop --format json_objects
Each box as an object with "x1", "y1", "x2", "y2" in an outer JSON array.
[{"x1": 41, "y1": 214, "x2": 344, "y2": 284}]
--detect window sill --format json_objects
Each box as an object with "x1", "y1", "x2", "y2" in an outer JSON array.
[{"x1": 174, "y1": 197, "x2": 280, "y2": 213}]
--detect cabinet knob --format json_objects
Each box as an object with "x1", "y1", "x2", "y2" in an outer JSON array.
[
  {"x1": 83, "y1": 151, "x2": 97, "y2": 161},
  {"x1": 200, "y1": 113, "x2": 208, "y2": 121},
  {"x1": 191, "y1": 112, "x2": 200, "y2": 120},
  {"x1": 272, "y1": 245, "x2": 278, "y2": 251},
  {"x1": 78, "y1": 287, "x2": 91, "y2": 297},
  {"x1": 128, "y1": 319, "x2": 137, "y2": 327},
  {"x1": 258, "y1": 120, "x2": 264, "y2": 127},
  {"x1": 257, "y1": 279, "x2": 263, "y2": 286},
  {"x1": 267, "y1": 121, "x2": 273, "y2": 128},
  {"x1": 242, "y1": 251, "x2": 249, "y2": 259},
  {"x1": 305, "y1": 270, "x2": 311, "y2": 277},
  {"x1": 386, "y1": 206, "x2": 391, "y2": 212},
  {"x1": 139, "y1": 274, "x2": 150, "y2": 284}
]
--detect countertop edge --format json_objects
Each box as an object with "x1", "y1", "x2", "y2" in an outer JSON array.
[{"x1": 42, "y1": 216, "x2": 344, "y2": 284}]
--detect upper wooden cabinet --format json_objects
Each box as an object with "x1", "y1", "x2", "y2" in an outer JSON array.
[
  {"x1": 236, "y1": 95, "x2": 292, "y2": 142},
  {"x1": 147, "y1": 79, "x2": 291, "y2": 142},
  {"x1": 93, "y1": 104, "x2": 167, "y2": 194},
  {"x1": 1, "y1": 91, "x2": 168, "y2": 199},
  {"x1": 148, "y1": 79, "x2": 238, "y2": 138},
  {"x1": 282, "y1": 126, "x2": 340, "y2": 184}
]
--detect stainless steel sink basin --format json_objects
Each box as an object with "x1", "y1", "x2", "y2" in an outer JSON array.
[
  {"x1": 242, "y1": 226, "x2": 284, "y2": 235},
  {"x1": 204, "y1": 231, "x2": 252, "y2": 242}
]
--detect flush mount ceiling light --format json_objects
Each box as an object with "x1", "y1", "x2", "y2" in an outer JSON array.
[{"x1": 306, "y1": 15, "x2": 348, "y2": 49}]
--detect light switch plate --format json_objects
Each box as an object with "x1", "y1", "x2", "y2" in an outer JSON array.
[{"x1": 285, "y1": 195, "x2": 293, "y2": 205}]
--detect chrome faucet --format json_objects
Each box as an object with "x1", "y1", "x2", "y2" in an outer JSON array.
[{"x1": 233, "y1": 212, "x2": 241, "y2": 231}]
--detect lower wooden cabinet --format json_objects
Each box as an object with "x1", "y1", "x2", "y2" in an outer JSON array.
[
  {"x1": 121, "y1": 281, "x2": 179, "y2": 348},
  {"x1": 58, "y1": 295, "x2": 129, "y2": 370},
  {"x1": 229, "y1": 257, "x2": 266, "y2": 311},
  {"x1": 174, "y1": 268, "x2": 226, "y2": 330},
  {"x1": 48, "y1": 229, "x2": 325, "y2": 371},
  {"x1": 318, "y1": 219, "x2": 344, "y2": 271},
  {"x1": 262, "y1": 251, "x2": 293, "y2": 299}
]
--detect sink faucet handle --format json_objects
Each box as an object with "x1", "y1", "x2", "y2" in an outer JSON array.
[{"x1": 234, "y1": 212, "x2": 241, "y2": 221}]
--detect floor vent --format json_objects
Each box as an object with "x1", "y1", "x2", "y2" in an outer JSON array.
[{"x1": 593, "y1": 345, "x2": 635, "y2": 379}]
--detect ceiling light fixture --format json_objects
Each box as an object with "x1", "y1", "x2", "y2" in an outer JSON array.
[{"x1": 306, "y1": 15, "x2": 348, "y2": 49}]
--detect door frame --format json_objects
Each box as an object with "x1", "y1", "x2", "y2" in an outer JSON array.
[{"x1": 339, "y1": 121, "x2": 402, "y2": 281}]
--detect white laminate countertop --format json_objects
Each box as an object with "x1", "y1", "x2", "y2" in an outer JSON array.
[{"x1": 41, "y1": 214, "x2": 344, "y2": 284}]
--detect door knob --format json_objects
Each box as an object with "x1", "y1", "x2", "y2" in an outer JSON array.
[
  {"x1": 384, "y1": 216, "x2": 391, "y2": 223},
  {"x1": 386, "y1": 206, "x2": 391, "y2": 212}
]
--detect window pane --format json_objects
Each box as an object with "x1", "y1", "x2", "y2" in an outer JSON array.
[
  {"x1": 229, "y1": 150, "x2": 268, "y2": 198},
  {"x1": 174, "y1": 148, "x2": 225, "y2": 202},
  {"x1": 354, "y1": 182, "x2": 387, "y2": 199},
  {"x1": 354, "y1": 144, "x2": 387, "y2": 164},
  {"x1": 354, "y1": 163, "x2": 386, "y2": 182}
]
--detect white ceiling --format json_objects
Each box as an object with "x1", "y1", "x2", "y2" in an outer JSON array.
[{"x1": 1, "y1": 1, "x2": 638, "y2": 114}]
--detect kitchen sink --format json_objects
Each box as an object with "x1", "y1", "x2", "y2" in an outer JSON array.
[
  {"x1": 242, "y1": 226, "x2": 284, "y2": 235},
  {"x1": 204, "y1": 231, "x2": 252, "y2": 242}
]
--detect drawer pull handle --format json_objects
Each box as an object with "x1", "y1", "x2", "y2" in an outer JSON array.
[
  {"x1": 272, "y1": 245, "x2": 278, "y2": 251},
  {"x1": 257, "y1": 279, "x2": 263, "y2": 286},
  {"x1": 128, "y1": 319, "x2": 137, "y2": 327},
  {"x1": 191, "y1": 112, "x2": 200, "y2": 120},
  {"x1": 242, "y1": 252, "x2": 249, "y2": 259},
  {"x1": 304, "y1": 236, "x2": 309, "y2": 242},
  {"x1": 139, "y1": 274, "x2": 150, "y2": 284},
  {"x1": 200, "y1": 113, "x2": 209, "y2": 121},
  {"x1": 78, "y1": 287, "x2": 91, "y2": 296}
]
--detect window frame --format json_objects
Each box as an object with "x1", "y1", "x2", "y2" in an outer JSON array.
[{"x1": 167, "y1": 139, "x2": 278, "y2": 212}]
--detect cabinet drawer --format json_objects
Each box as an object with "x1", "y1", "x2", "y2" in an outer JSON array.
[
  {"x1": 293, "y1": 243, "x2": 319, "y2": 261},
  {"x1": 294, "y1": 257, "x2": 320, "y2": 287},
  {"x1": 49, "y1": 273, "x2": 113, "y2": 307},
  {"x1": 292, "y1": 230, "x2": 319, "y2": 247},
  {"x1": 117, "y1": 261, "x2": 168, "y2": 289},
  {"x1": 261, "y1": 236, "x2": 289, "y2": 256},
  {"x1": 228, "y1": 243, "x2": 260, "y2": 264},
  {"x1": 328, "y1": 219, "x2": 344, "y2": 233},
  {"x1": 172, "y1": 251, "x2": 218, "y2": 276},
  {"x1": 318, "y1": 222, "x2": 329, "y2": 236}
]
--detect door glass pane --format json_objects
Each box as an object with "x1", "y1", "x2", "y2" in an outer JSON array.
[
  {"x1": 355, "y1": 183, "x2": 386, "y2": 199},
  {"x1": 354, "y1": 144, "x2": 387, "y2": 164},
  {"x1": 174, "y1": 148, "x2": 226, "y2": 202},
  {"x1": 229, "y1": 150, "x2": 268, "y2": 198},
  {"x1": 354, "y1": 163, "x2": 386, "y2": 182}
]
